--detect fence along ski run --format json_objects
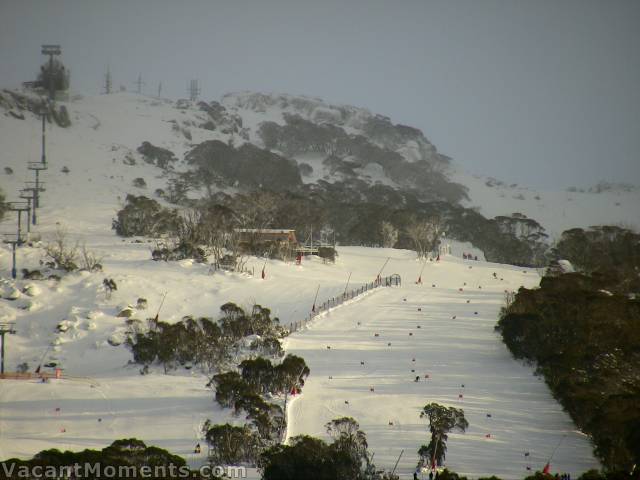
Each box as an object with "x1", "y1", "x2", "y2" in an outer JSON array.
[{"x1": 287, "y1": 274, "x2": 401, "y2": 333}]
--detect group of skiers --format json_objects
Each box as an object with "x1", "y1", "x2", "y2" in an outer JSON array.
[{"x1": 462, "y1": 252, "x2": 478, "y2": 261}]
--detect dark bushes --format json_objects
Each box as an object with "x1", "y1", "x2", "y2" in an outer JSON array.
[
  {"x1": 126, "y1": 303, "x2": 285, "y2": 373},
  {"x1": 112, "y1": 195, "x2": 180, "y2": 237},
  {"x1": 497, "y1": 272, "x2": 640, "y2": 470}
]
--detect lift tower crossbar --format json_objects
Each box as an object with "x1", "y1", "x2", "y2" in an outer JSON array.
[{"x1": 41, "y1": 45, "x2": 61, "y2": 101}]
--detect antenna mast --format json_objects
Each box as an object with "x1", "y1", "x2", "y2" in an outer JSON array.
[
  {"x1": 187, "y1": 79, "x2": 201, "y2": 101},
  {"x1": 104, "y1": 65, "x2": 112, "y2": 94},
  {"x1": 134, "y1": 74, "x2": 145, "y2": 94}
]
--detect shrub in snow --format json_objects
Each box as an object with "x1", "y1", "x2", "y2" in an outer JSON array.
[
  {"x1": 132, "y1": 177, "x2": 147, "y2": 188},
  {"x1": 22, "y1": 283, "x2": 41, "y2": 297},
  {"x1": 113, "y1": 194, "x2": 180, "y2": 237},
  {"x1": 61, "y1": 166, "x2": 70, "y2": 174},
  {"x1": 107, "y1": 331, "x2": 126, "y2": 346},
  {"x1": 151, "y1": 240, "x2": 206, "y2": 263},
  {"x1": 136, "y1": 297, "x2": 148, "y2": 309},
  {"x1": 4, "y1": 167, "x2": 13, "y2": 175},
  {"x1": 318, "y1": 246, "x2": 337, "y2": 262},
  {"x1": 116, "y1": 306, "x2": 135, "y2": 318},
  {"x1": 199, "y1": 120, "x2": 215, "y2": 131},
  {"x1": 136, "y1": 141, "x2": 177, "y2": 169},
  {"x1": 22, "y1": 269, "x2": 44, "y2": 280},
  {"x1": 0, "y1": 280, "x2": 21, "y2": 300},
  {"x1": 44, "y1": 227, "x2": 79, "y2": 272},
  {"x1": 56, "y1": 319, "x2": 75, "y2": 332},
  {"x1": 82, "y1": 320, "x2": 97, "y2": 331},
  {"x1": 79, "y1": 244, "x2": 103, "y2": 272},
  {"x1": 16, "y1": 362, "x2": 29, "y2": 374},
  {"x1": 122, "y1": 153, "x2": 136, "y2": 166},
  {"x1": 126, "y1": 303, "x2": 287, "y2": 374}
]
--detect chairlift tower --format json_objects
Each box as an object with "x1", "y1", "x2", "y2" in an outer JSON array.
[
  {"x1": 41, "y1": 45, "x2": 61, "y2": 101},
  {"x1": 0, "y1": 322, "x2": 17, "y2": 375},
  {"x1": 18, "y1": 190, "x2": 33, "y2": 234},
  {"x1": 2, "y1": 235, "x2": 20, "y2": 280},
  {"x1": 24, "y1": 181, "x2": 45, "y2": 225},
  {"x1": 7, "y1": 202, "x2": 30, "y2": 245},
  {"x1": 28, "y1": 161, "x2": 48, "y2": 206},
  {"x1": 38, "y1": 101, "x2": 48, "y2": 165}
]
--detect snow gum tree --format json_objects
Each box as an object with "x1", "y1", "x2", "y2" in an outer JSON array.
[
  {"x1": 406, "y1": 216, "x2": 441, "y2": 258},
  {"x1": 380, "y1": 220, "x2": 398, "y2": 248},
  {"x1": 418, "y1": 403, "x2": 468, "y2": 469}
]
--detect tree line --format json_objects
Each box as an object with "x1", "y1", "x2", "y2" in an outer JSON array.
[{"x1": 497, "y1": 226, "x2": 640, "y2": 471}]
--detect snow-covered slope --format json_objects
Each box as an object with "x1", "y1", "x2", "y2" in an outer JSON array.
[
  {"x1": 0, "y1": 89, "x2": 614, "y2": 478},
  {"x1": 284, "y1": 251, "x2": 598, "y2": 478},
  {"x1": 451, "y1": 168, "x2": 640, "y2": 239}
]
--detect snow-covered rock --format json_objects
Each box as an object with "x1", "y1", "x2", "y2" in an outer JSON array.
[{"x1": 0, "y1": 280, "x2": 21, "y2": 300}]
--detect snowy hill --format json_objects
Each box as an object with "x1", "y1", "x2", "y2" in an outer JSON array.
[
  {"x1": 0, "y1": 88, "x2": 623, "y2": 478},
  {"x1": 451, "y1": 169, "x2": 640, "y2": 239},
  {"x1": 2, "y1": 88, "x2": 637, "y2": 238}
]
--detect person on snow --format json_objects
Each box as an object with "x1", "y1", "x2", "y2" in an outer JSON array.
[{"x1": 194, "y1": 443, "x2": 201, "y2": 454}]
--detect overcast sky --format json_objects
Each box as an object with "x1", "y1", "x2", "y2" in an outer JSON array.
[{"x1": 1, "y1": 0, "x2": 638, "y2": 189}]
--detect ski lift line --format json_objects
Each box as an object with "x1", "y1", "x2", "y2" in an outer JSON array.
[
  {"x1": 35, "y1": 342, "x2": 54, "y2": 373},
  {"x1": 343, "y1": 272, "x2": 352, "y2": 296},
  {"x1": 545, "y1": 433, "x2": 567, "y2": 469},
  {"x1": 375, "y1": 257, "x2": 391, "y2": 280},
  {"x1": 311, "y1": 284, "x2": 321, "y2": 311}
]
